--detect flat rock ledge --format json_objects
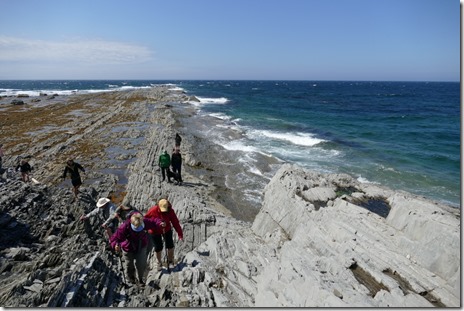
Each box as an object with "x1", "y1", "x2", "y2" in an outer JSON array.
[{"x1": 0, "y1": 88, "x2": 459, "y2": 307}]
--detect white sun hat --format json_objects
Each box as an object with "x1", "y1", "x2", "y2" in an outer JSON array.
[{"x1": 96, "y1": 198, "x2": 111, "y2": 208}]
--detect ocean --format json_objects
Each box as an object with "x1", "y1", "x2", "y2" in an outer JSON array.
[{"x1": 0, "y1": 80, "x2": 460, "y2": 208}]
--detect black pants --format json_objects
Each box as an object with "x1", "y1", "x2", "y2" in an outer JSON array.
[
  {"x1": 161, "y1": 167, "x2": 169, "y2": 181},
  {"x1": 171, "y1": 165, "x2": 182, "y2": 182},
  {"x1": 151, "y1": 229, "x2": 174, "y2": 252}
]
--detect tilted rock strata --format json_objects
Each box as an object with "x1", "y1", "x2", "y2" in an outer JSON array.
[
  {"x1": 0, "y1": 88, "x2": 459, "y2": 307},
  {"x1": 250, "y1": 164, "x2": 459, "y2": 307}
]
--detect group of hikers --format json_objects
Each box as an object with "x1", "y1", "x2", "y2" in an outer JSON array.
[
  {"x1": 80, "y1": 196, "x2": 183, "y2": 287},
  {"x1": 75, "y1": 132, "x2": 186, "y2": 286},
  {"x1": 2, "y1": 133, "x2": 186, "y2": 287},
  {"x1": 158, "y1": 133, "x2": 183, "y2": 184},
  {"x1": 2, "y1": 132, "x2": 184, "y2": 196}
]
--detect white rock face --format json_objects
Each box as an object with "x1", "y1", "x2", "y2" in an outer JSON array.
[{"x1": 249, "y1": 164, "x2": 460, "y2": 307}]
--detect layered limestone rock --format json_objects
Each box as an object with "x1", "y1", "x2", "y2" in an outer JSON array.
[
  {"x1": 250, "y1": 164, "x2": 460, "y2": 307},
  {"x1": 0, "y1": 87, "x2": 459, "y2": 307}
]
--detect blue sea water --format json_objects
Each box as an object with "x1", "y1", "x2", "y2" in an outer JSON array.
[{"x1": 0, "y1": 80, "x2": 460, "y2": 207}]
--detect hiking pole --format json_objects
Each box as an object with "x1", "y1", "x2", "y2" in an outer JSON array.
[
  {"x1": 162, "y1": 228, "x2": 170, "y2": 273},
  {"x1": 191, "y1": 222, "x2": 195, "y2": 252},
  {"x1": 116, "y1": 246, "x2": 127, "y2": 285}
]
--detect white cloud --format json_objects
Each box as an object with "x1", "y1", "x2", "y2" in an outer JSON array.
[{"x1": 0, "y1": 36, "x2": 153, "y2": 64}]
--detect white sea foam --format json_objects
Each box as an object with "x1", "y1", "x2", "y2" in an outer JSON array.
[
  {"x1": 0, "y1": 85, "x2": 152, "y2": 97},
  {"x1": 357, "y1": 176, "x2": 380, "y2": 184},
  {"x1": 119, "y1": 86, "x2": 151, "y2": 91},
  {"x1": 197, "y1": 97, "x2": 229, "y2": 104},
  {"x1": 208, "y1": 113, "x2": 231, "y2": 121},
  {"x1": 255, "y1": 130, "x2": 325, "y2": 147},
  {"x1": 222, "y1": 140, "x2": 259, "y2": 153},
  {"x1": 249, "y1": 167, "x2": 263, "y2": 176},
  {"x1": 168, "y1": 86, "x2": 185, "y2": 92},
  {"x1": 0, "y1": 89, "x2": 80, "y2": 96}
]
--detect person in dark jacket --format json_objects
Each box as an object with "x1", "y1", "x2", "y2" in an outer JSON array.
[
  {"x1": 110, "y1": 212, "x2": 165, "y2": 286},
  {"x1": 171, "y1": 148, "x2": 183, "y2": 183},
  {"x1": 175, "y1": 133, "x2": 182, "y2": 148},
  {"x1": 158, "y1": 150, "x2": 171, "y2": 183},
  {"x1": 16, "y1": 159, "x2": 32, "y2": 182},
  {"x1": 145, "y1": 199, "x2": 183, "y2": 270},
  {"x1": 62, "y1": 159, "x2": 85, "y2": 201}
]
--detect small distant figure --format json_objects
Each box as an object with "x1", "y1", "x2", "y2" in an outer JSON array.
[
  {"x1": 0, "y1": 144, "x2": 4, "y2": 171},
  {"x1": 110, "y1": 212, "x2": 165, "y2": 286},
  {"x1": 62, "y1": 159, "x2": 85, "y2": 201},
  {"x1": 145, "y1": 199, "x2": 183, "y2": 271},
  {"x1": 175, "y1": 133, "x2": 182, "y2": 148},
  {"x1": 16, "y1": 159, "x2": 32, "y2": 182},
  {"x1": 80, "y1": 198, "x2": 117, "y2": 239},
  {"x1": 171, "y1": 148, "x2": 183, "y2": 184},
  {"x1": 158, "y1": 150, "x2": 171, "y2": 183}
]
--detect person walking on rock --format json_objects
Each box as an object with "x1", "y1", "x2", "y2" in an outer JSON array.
[
  {"x1": 104, "y1": 203, "x2": 139, "y2": 229},
  {"x1": 171, "y1": 148, "x2": 183, "y2": 184},
  {"x1": 110, "y1": 212, "x2": 165, "y2": 286},
  {"x1": 80, "y1": 198, "x2": 117, "y2": 239},
  {"x1": 158, "y1": 150, "x2": 171, "y2": 183},
  {"x1": 175, "y1": 133, "x2": 182, "y2": 148},
  {"x1": 62, "y1": 159, "x2": 85, "y2": 201},
  {"x1": 16, "y1": 159, "x2": 32, "y2": 182},
  {"x1": 145, "y1": 198, "x2": 183, "y2": 270}
]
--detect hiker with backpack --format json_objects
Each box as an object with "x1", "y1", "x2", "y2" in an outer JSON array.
[
  {"x1": 110, "y1": 212, "x2": 165, "y2": 286},
  {"x1": 145, "y1": 198, "x2": 183, "y2": 271},
  {"x1": 158, "y1": 150, "x2": 171, "y2": 183},
  {"x1": 62, "y1": 159, "x2": 85, "y2": 202},
  {"x1": 79, "y1": 197, "x2": 117, "y2": 239}
]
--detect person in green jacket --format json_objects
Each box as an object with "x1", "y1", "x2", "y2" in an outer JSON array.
[{"x1": 158, "y1": 150, "x2": 171, "y2": 183}]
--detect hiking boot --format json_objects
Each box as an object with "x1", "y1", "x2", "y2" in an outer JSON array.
[
  {"x1": 168, "y1": 262, "x2": 175, "y2": 270},
  {"x1": 156, "y1": 261, "x2": 163, "y2": 271},
  {"x1": 138, "y1": 279, "x2": 145, "y2": 287}
]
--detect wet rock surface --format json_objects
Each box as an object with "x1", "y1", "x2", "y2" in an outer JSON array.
[{"x1": 0, "y1": 87, "x2": 460, "y2": 307}]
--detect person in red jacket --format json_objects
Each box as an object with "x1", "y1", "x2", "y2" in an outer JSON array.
[{"x1": 145, "y1": 198, "x2": 183, "y2": 270}]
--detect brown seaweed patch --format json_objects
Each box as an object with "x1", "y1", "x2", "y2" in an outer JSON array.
[
  {"x1": 383, "y1": 269, "x2": 446, "y2": 307},
  {"x1": 349, "y1": 262, "x2": 389, "y2": 298}
]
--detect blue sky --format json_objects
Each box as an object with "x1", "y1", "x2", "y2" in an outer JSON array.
[{"x1": 0, "y1": 0, "x2": 460, "y2": 81}]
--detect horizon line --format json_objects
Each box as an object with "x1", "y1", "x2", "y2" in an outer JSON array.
[{"x1": 0, "y1": 78, "x2": 459, "y2": 83}]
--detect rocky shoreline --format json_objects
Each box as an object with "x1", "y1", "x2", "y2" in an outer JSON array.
[{"x1": 0, "y1": 87, "x2": 460, "y2": 307}]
